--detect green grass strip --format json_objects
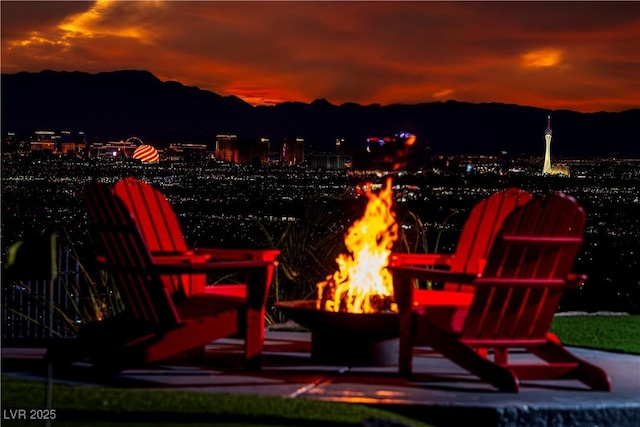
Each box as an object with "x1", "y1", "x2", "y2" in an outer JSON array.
[
  {"x1": 550, "y1": 315, "x2": 640, "y2": 354},
  {"x1": 1, "y1": 376, "x2": 428, "y2": 427}
]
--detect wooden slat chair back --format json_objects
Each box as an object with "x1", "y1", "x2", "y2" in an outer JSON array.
[
  {"x1": 460, "y1": 193, "x2": 585, "y2": 345},
  {"x1": 113, "y1": 177, "x2": 188, "y2": 254},
  {"x1": 391, "y1": 188, "x2": 533, "y2": 293},
  {"x1": 391, "y1": 193, "x2": 612, "y2": 392},
  {"x1": 113, "y1": 177, "x2": 207, "y2": 297},
  {"x1": 112, "y1": 177, "x2": 279, "y2": 298},
  {"x1": 84, "y1": 180, "x2": 183, "y2": 330},
  {"x1": 448, "y1": 187, "x2": 533, "y2": 291}
]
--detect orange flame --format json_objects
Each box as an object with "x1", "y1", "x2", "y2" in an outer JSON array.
[{"x1": 317, "y1": 177, "x2": 398, "y2": 313}]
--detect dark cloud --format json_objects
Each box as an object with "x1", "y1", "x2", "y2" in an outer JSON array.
[
  {"x1": 1, "y1": 1, "x2": 638, "y2": 112},
  {"x1": 1, "y1": 1, "x2": 92, "y2": 38}
]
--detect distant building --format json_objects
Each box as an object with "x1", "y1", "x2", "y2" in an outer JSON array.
[
  {"x1": 32, "y1": 130, "x2": 56, "y2": 142},
  {"x1": 166, "y1": 143, "x2": 208, "y2": 162},
  {"x1": 213, "y1": 136, "x2": 272, "y2": 165},
  {"x1": 258, "y1": 138, "x2": 271, "y2": 165},
  {"x1": 307, "y1": 153, "x2": 351, "y2": 170},
  {"x1": 29, "y1": 130, "x2": 84, "y2": 156},
  {"x1": 91, "y1": 141, "x2": 137, "y2": 160},
  {"x1": 281, "y1": 138, "x2": 305, "y2": 166},
  {"x1": 542, "y1": 116, "x2": 570, "y2": 176},
  {"x1": 235, "y1": 138, "x2": 267, "y2": 165},
  {"x1": 499, "y1": 151, "x2": 510, "y2": 175},
  {"x1": 215, "y1": 134, "x2": 238, "y2": 163},
  {"x1": 2, "y1": 131, "x2": 18, "y2": 151},
  {"x1": 30, "y1": 141, "x2": 56, "y2": 152}
]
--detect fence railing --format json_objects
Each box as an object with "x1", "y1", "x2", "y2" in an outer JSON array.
[{"x1": 2, "y1": 245, "x2": 80, "y2": 345}]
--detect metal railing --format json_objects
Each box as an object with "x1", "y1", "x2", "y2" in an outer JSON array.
[{"x1": 2, "y1": 245, "x2": 80, "y2": 345}]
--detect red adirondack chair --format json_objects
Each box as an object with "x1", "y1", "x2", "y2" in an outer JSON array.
[
  {"x1": 390, "y1": 193, "x2": 612, "y2": 392},
  {"x1": 113, "y1": 177, "x2": 279, "y2": 299},
  {"x1": 390, "y1": 188, "x2": 532, "y2": 292},
  {"x1": 390, "y1": 188, "x2": 533, "y2": 300},
  {"x1": 72, "y1": 180, "x2": 276, "y2": 372}
]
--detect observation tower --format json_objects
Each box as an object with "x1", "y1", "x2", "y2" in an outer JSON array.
[{"x1": 543, "y1": 115, "x2": 553, "y2": 175}]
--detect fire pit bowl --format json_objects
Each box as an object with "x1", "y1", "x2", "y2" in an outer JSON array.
[{"x1": 275, "y1": 300, "x2": 399, "y2": 366}]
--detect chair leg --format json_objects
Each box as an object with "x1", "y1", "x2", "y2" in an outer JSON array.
[
  {"x1": 494, "y1": 348, "x2": 508, "y2": 365},
  {"x1": 187, "y1": 345, "x2": 206, "y2": 362},
  {"x1": 398, "y1": 310, "x2": 413, "y2": 377},
  {"x1": 531, "y1": 341, "x2": 612, "y2": 391},
  {"x1": 421, "y1": 322, "x2": 520, "y2": 392},
  {"x1": 393, "y1": 276, "x2": 415, "y2": 377},
  {"x1": 244, "y1": 267, "x2": 271, "y2": 371},
  {"x1": 244, "y1": 306, "x2": 264, "y2": 371}
]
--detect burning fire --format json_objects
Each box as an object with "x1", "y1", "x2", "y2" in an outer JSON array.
[{"x1": 317, "y1": 177, "x2": 399, "y2": 313}]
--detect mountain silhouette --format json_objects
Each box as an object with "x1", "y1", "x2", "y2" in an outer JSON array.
[{"x1": 2, "y1": 70, "x2": 638, "y2": 156}]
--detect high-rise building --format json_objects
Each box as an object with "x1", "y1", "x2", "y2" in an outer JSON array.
[
  {"x1": 227, "y1": 138, "x2": 270, "y2": 165},
  {"x1": 307, "y1": 153, "x2": 351, "y2": 170},
  {"x1": 281, "y1": 138, "x2": 305, "y2": 165},
  {"x1": 543, "y1": 116, "x2": 553, "y2": 175},
  {"x1": 165, "y1": 143, "x2": 208, "y2": 162},
  {"x1": 29, "y1": 130, "x2": 85, "y2": 156},
  {"x1": 215, "y1": 134, "x2": 238, "y2": 163},
  {"x1": 259, "y1": 138, "x2": 271, "y2": 165},
  {"x1": 541, "y1": 116, "x2": 570, "y2": 176},
  {"x1": 499, "y1": 151, "x2": 510, "y2": 175}
]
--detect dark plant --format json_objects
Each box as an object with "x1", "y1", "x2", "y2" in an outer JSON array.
[
  {"x1": 4, "y1": 228, "x2": 124, "y2": 338},
  {"x1": 260, "y1": 192, "x2": 443, "y2": 314},
  {"x1": 261, "y1": 198, "x2": 363, "y2": 306}
]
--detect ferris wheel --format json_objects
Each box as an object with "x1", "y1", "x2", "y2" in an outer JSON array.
[{"x1": 125, "y1": 136, "x2": 144, "y2": 146}]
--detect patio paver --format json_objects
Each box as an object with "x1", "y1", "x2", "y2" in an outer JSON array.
[{"x1": 2, "y1": 330, "x2": 639, "y2": 427}]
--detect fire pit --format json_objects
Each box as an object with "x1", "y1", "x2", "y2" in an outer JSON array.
[
  {"x1": 275, "y1": 300, "x2": 399, "y2": 366},
  {"x1": 275, "y1": 177, "x2": 402, "y2": 367}
]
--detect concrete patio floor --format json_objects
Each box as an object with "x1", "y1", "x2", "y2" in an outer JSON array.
[{"x1": 2, "y1": 330, "x2": 640, "y2": 427}]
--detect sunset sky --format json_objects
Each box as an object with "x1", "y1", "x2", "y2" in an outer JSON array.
[{"x1": 2, "y1": 1, "x2": 639, "y2": 112}]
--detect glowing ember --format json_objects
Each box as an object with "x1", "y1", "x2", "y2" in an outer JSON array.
[{"x1": 317, "y1": 177, "x2": 398, "y2": 313}]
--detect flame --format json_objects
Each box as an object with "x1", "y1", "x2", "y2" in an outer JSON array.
[{"x1": 317, "y1": 177, "x2": 398, "y2": 313}]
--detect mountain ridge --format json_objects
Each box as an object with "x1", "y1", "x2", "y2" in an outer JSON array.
[{"x1": 2, "y1": 70, "x2": 638, "y2": 155}]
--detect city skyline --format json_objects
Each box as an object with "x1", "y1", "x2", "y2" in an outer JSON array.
[{"x1": 2, "y1": 1, "x2": 639, "y2": 113}]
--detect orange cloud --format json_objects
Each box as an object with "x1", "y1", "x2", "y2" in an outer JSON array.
[
  {"x1": 58, "y1": 0, "x2": 151, "y2": 40},
  {"x1": 434, "y1": 89, "x2": 454, "y2": 99},
  {"x1": 8, "y1": 31, "x2": 70, "y2": 49},
  {"x1": 521, "y1": 49, "x2": 563, "y2": 68}
]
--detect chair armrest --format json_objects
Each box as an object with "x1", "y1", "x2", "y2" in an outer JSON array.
[
  {"x1": 193, "y1": 247, "x2": 280, "y2": 262},
  {"x1": 152, "y1": 250, "x2": 195, "y2": 256},
  {"x1": 389, "y1": 266, "x2": 477, "y2": 315},
  {"x1": 389, "y1": 252, "x2": 454, "y2": 267},
  {"x1": 152, "y1": 253, "x2": 210, "y2": 263},
  {"x1": 152, "y1": 260, "x2": 275, "y2": 274},
  {"x1": 152, "y1": 259, "x2": 275, "y2": 308},
  {"x1": 388, "y1": 266, "x2": 478, "y2": 284},
  {"x1": 99, "y1": 259, "x2": 274, "y2": 273}
]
